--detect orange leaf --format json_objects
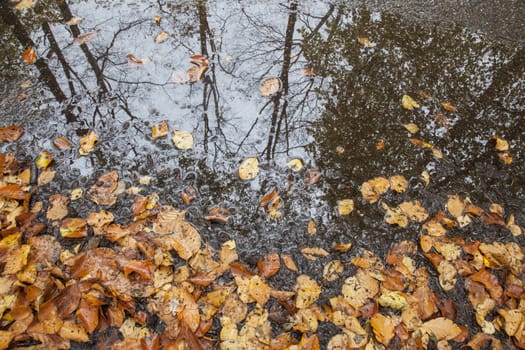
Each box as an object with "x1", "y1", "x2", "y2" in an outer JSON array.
[
  {"x1": 0, "y1": 125, "x2": 24, "y2": 143},
  {"x1": 76, "y1": 299, "x2": 99, "y2": 334},
  {"x1": 21, "y1": 47, "x2": 36, "y2": 64},
  {"x1": 306, "y1": 169, "x2": 322, "y2": 184},
  {"x1": 60, "y1": 218, "x2": 87, "y2": 238},
  {"x1": 370, "y1": 313, "x2": 395, "y2": 345},
  {"x1": 122, "y1": 260, "x2": 154, "y2": 280},
  {"x1": 257, "y1": 253, "x2": 280, "y2": 279}
]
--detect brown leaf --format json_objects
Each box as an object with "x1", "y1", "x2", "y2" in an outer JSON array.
[
  {"x1": 295, "y1": 275, "x2": 321, "y2": 309},
  {"x1": 76, "y1": 299, "x2": 99, "y2": 334},
  {"x1": 441, "y1": 102, "x2": 457, "y2": 112},
  {"x1": 21, "y1": 47, "x2": 36, "y2": 64},
  {"x1": 469, "y1": 269, "x2": 503, "y2": 300},
  {"x1": 79, "y1": 130, "x2": 98, "y2": 155},
  {"x1": 45, "y1": 194, "x2": 69, "y2": 222},
  {"x1": 282, "y1": 254, "x2": 298, "y2": 272},
  {"x1": 59, "y1": 321, "x2": 89, "y2": 342},
  {"x1": 419, "y1": 317, "x2": 462, "y2": 341},
  {"x1": 258, "y1": 253, "x2": 280, "y2": 279},
  {"x1": 122, "y1": 260, "x2": 154, "y2": 280},
  {"x1": 0, "y1": 184, "x2": 28, "y2": 200},
  {"x1": 60, "y1": 218, "x2": 87, "y2": 238},
  {"x1": 370, "y1": 313, "x2": 395, "y2": 345},
  {"x1": 0, "y1": 125, "x2": 24, "y2": 143},
  {"x1": 87, "y1": 171, "x2": 123, "y2": 206},
  {"x1": 306, "y1": 169, "x2": 322, "y2": 184},
  {"x1": 204, "y1": 206, "x2": 231, "y2": 224},
  {"x1": 171, "y1": 221, "x2": 202, "y2": 260}
]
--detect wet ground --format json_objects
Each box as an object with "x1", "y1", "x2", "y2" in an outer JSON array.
[{"x1": 0, "y1": 0, "x2": 524, "y2": 348}]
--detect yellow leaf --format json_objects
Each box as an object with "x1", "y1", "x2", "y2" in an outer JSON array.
[
  {"x1": 119, "y1": 318, "x2": 150, "y2": 340},
  {"x1": 295, "y1": 275, "x2": 321, "y2": 309},
  {"x1": 377, "y1": 291, "x2": 408, "y2": 310},
  {"x1": 171, "y1": 130, "x2": 193, "y2": 150},
  {"x1": 65, "y1": 17, "x2": 84, "y2": 26},
  {"x1": 357, "y1": 37, "x2": 374, "y2": 47},
  {"x1": 171, "y1": 222, "x2": 201, "y2": 260},
  {"x1": 389, "y1": 175, "x2": 408, "y2": 193},
  {"x1": 35, "y1": 151, "x2": 53, "y2": 169},
  {"x1": 421, "y1": 170, "x2": 430, "y2": 185},
  {"x1": 323, "y1": 260, "x2": 343, "y2": 282},
  {"x1": 446, "y1": 195, "x2": 465, "y2": 218},
  {"x1": 70, "y1": 188, "x2": 83, "y2": 200},
  {"x1": 301, "y1": 247, "x2": 329, "y2": 260},
  {"x1": 420, "y1": 317, "x2": 462, "y2": 341},
  {"x1": 492, "y1": 135, "x2": 509, "y2": 151},
  {"x1": 151, "y1": 120, "x2": 169, "y2": 140},
  {"x1": 248, "y1": 275, "x2": 272, "y2": 306},
  {"x1": 154, "y1": 31, "x2": 169, "y2": 44},
  {"x1": 441, "y1": 102, "x2": 457, "y2": 112},
  {"x1": 238, "y1": 157, "x2": 259, "y2": 180},
  {"x1": 15, "y1": 0, "x2": 34, "y2": 10},
  {"x1": 403, "y1": 123, "x2": 419, "y2": 133},
  {"x1": 3, "y1": 244, "x2": 30, "y2": 275},
  {"x1": 432, "y1": 147, "x2": 444, "y2": 159},
  {"x1": 399, "y1": 200, "x2": 428, "y2": 222},
  {"x1": 361, "y1": 177, "x2": 390, "y2": 203},
  {"x1": 260, "y1": 77, "x2": 281, "y2": 96},
  {"x1": 338, "y1": 199, "x2": 354, "y2": 216},
  {"x1": 287, "y1": 158, "x2": 303, "y2": 172},
  {"x1": 79, "y1": 130, "x2": 98, "y2": 155},
  {"x1": 402, "y1": 94, "x2": 420, "y2": 110}
]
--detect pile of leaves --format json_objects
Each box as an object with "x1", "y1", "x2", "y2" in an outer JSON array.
[{"x1": 0, "y1": 133, "x2": 524, "y2": 350}]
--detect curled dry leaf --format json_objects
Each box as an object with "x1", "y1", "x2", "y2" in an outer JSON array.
[
  {"x1": 172, "y1": 130, "x2": 193, "y2": 150},
  {"x1": 288, "y1": 158, "x2": 303, "y2": 172},
  {"x1": 79, "y1": 130, "x2": 98, "y2": 155},
  {"x1": 53, "y1": 136, "x2": 72, "y2": 150},
  {"x1": 238, "y1": 157, "x2": 259, "y2": 180},
  {"x1": 73, "y1": 32, "x2": 96, "y2": 45},
  {"x1": 21, "y1": 47, "x2": 36, "y2": 64},
  {"x1": 338, "y1": 199, "x2": 354, "y2": 216},
  {"x1": 151, "y1": 120, "x2": 168, "y2": 140},
  {"x1": 295, "y1": 275, "x2": 321, "y2": 309},
  {"x1": 421, "y1": 170, "x2": 430, "y2": 185},
  {"x1": 403, "y1": 123, "x2": 419, "y2": 133},
  {"x1": 260, "y1": 77, "x2": 281, "y2": 96},
  {"x1": 306, "y1": 169, "x2": 322, "y2": 185},
  {"x1": 402, "y1": 95, "x2": 420, "y2": 110},
  {"x1": 154, "y1": 31, "x2": 169, "y2": 44},
  {"x1": 0, "y1": 125, "x2": 24, "y2": 143}
]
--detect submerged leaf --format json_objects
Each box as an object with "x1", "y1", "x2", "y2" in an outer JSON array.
[
  {"x1": 260, "y1": 77, "x2": 281, "y2": 96},
  {"x1": 79, "y1": 130, "x2": 98, "y2": 155},
  {"x1": 154, "y1": 31, "x2": 169, "y2": 44},
  {"x1": 21, "y1": 47, "x2": 36, "y2": 64},
  {"x1": 238, "y1": 157, "x2": 259, "y2": 180},
  {"x1": 172, "y1": 130, "x2": 193, "y2": 150}
]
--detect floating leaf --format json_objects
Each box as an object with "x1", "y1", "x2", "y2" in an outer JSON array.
[
  {"x1": 126, "y1": 54, "x2": 149, "y2": 64},
  {"x1": 172, "y1": 130, "x2": 193, "y2": 150},
  {"x1": 238, "y1": 157, "x2": 259, "y2": 180},
  {"x1": 79, "y1": 130, "x2": 98, "y2": 155},
  {"x1": 154, "y1": 31, "x2": 169, "y2": 44},
  {"x1": 21, "y1": 47, "x2": 36, "y2": 64},
  {"x1": 260, "y1": 77, "x2": 281, "y2": 96},
  {"x1": 204, "y1": 206, "x2": 231, "y2": 224},
  {"x1": 53, "y1": 136, "x2": 72, "y2": 150},
  {"x1": 403, "y1": 123, "x2": 419, "y2": 133},
  {"x1": 338, "y1": 199, "x2": 354, "y2": 216},
  {"x1": 151, "y1": 120, "x2": 168, "y2": 140},
  {"x1": 70, "y1": 188, "x2": 83, "y2": 200},
  {"x1": 65, "y1": 17, "x2": 84, "y2": 26},
  {"x1": 0, "y1": 125, "x2": 24, "y2": 143},
  {"x1": 35, "y1": 151, "x2": 53, "y2": 169},
  {"x1": 288, "y1": 158, "x2": 303, "y2": 172},
  {"x1": 74, "y1": 32, "x2": 96, "y2": 45},
  {"x1": 402, "y1": 95, "x2": 420, "y2": 110}
]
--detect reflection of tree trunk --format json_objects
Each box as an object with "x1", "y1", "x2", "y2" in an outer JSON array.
[
  {"x1": 264, "y1": 2, "x2": 297, "y2": 160},
  {"x1": 58, "y1": 0, "x2": 108, "y2": 96},
  {"x1": 0, "y1": 2, "x2": 78, "y2": 122},
  {"x1": 41, "y1": 22, "x2": 77, "y2": 96}
]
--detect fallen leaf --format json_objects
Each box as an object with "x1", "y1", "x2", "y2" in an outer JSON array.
[
  {"x1": 65, "y1": 17, "x2": 84, "y2": 26},
  {"x1": 419, "y1": 317, "x2": 462, "y2": 341},
  {"x1": 421, "y1": 170, "x2": 430, "y2": 185},
  {"x1": 87, "y1": 171, "x2": 123, "y2": 206},
  {"x1": 498, "y1": 151, "x2": 512, "y2": 164},
  {"x1": 357, "y1": 37, "x2": 374, "y2": 47},
  {"x1": 79, "y1": 130, "x2": 98, "y2": 155},
  {"x1": 258, "y1": 253, "x2": 280, "y2": 278},
  {"x1": 151, "y1": 121, "x2": 168, "y2": 140},
  {"x1": 172, "y1": 130, "x2": 193, "y2": 150},
  {"x1": 295, "y1": 275, "x2": 321, "y2": 309},
  {"x1": 259, "y1": 188, "x2": 281, "y2": 214},
  {"x1": 171, "y1": 221, "x2": 201, "y2": 260},
  {"x1": 376, "y1": 139, "x2": 385, "y2": 150},
  {"x1": 154, "y1": 15, "x2": 162, "y2": 25},
  {"x1": 238, "y1": 157, "x2": 259, "y2": 180},
  {"x1": 301, "y1": 247, "x2": 329, "y2": 260},
  {"x1": 441, "y1": 102, "x2": 457, "y2": 112},
  {"x1": 53, "y1": 136, "x2": 72, "y2": 150},
  {"x1": 402, "y1": 95, "x2": 420, "y2": 110},
  {"x1": 410, "y1": 138, "x2": 433, "y2": 149},
  {"x1": 0, "y1": 125, "x2": 24, "y2": 143},
  {"x1": 332, "y1": 243, "x2": 352, "y2": 252},
  {"x1": 35, "y1": 151, "x2": 53, "y2": 169},
  {"x1": 403, "y1": 123, "x2": 419, "y2": 133},
  {"x1": 492, "y1": 135, "x2": 509, "y2": 151},
  {"x1": 204, "y1": 206, "x2": 231, "y2": 224},
  {"x1": 399, "y1": 200, "x2": 428, "y2": 222},
  {"x1": 361, "y1": 177, "x2": 390, "y2": 203},
  {"x1": 282, "y1": 254, "x2": 298, "y2": 272},
  {"x1": 60, "y1": 218, "x2": 87, "y2": 238},
  {"x1": 74, "y1": 32, "x2": 96, "y2": 45},
  {"x1": 371, "y1": 313, "x2": 395, "y2": 345},
  {"x1": 378, "y1": 291, "x2": 408, "y2": 310},
  {"x1": 46, "y1": 194, "x2": 69, "y2": 221},
  {"x1": 446, "y1": 195, "x2": 465, "y2": 218},
  {"x1": 70, "y1": 188, "x2": 83, "y2": 200},
  {"x1": 323, "y1": 260, "x2": 343, "y2": 282},
  {"x1": 15, "y1": 0, "x2": 34, "y2": 10},
  {"x1": 288, "y1": 159, "x2": 303, "y2": 172},
  {"x1": 307, "y1": 219, "x2": 316, "y2": 236},
  {"x1": 37, "y1": 169, "x2": 55, "y2": 186},
  {"x1": 59, "y1": 321, "x2": 89, "y2": 342},
  {"x1": 306, "y1": 169, "x2": 322, "y2": 184},
  {"x1": 261, "y1": 77, "x2": 281, "y2": 96},
  {"x1": 126, "y1": 54, "x2": 149, "y2": 64},
  {"x1": 389, "y1": 175, "x2": 408, "y2": 193},
  {"x1": 338, "y1": 199, "x2": 354, "y2": 216},
  {"x1": 154, "y1": 31, "x2": 169, "y2": 44},
  {"x1": 21, "y1": 47, "x2": 36, "y2": 64}
]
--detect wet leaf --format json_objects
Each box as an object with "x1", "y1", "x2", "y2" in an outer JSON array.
[
  {"x1": 492, "y1": 135, "x2": 509, "y2": 151},
  {"x1": 259, "y1": 188, "x2": 281, "y2": 213},
  {"x1": 323, "y1": 260, "x2": 343, "y2": 282},
  {"x1": 46, "y1": 194, "x2": 69, "y2": 221},
  {"x1": 306, "y1": 169, "x2": 322, "y2": 184},
  {"x1": 260, "y1": 77, "x2": 281, "y2": 96},
  {"x1": 288, "y1": 158, "x2": 303, "y2": 172},
  {"x1": 420, "y1": 317, "x2": 462, "y2": 341},
  {"x1": 15, "y1": 0, "x2": 34, "y2": 10},
  {"x1": 119, "y1": 318, "x2": 150, "y2": 340},
  {"x1": 59, "y1": 321, "x2": 89, "y2": 342},
  {"x1": 258, "y1": 253, "x2": 280, "y2": 279},
  {"x1": 338, "y1": 199, "x2": 354, "y2": 216},
  {"x1": 151, "y1": 120, "x2": 168, "y2": 140},
  {"x1": 0, "y1": 125, "x2": 24, "y2": 143},
  {"x1": 403, "y1": 123, "x2": 419, "y2": 133},
  {"x1": 370, "y1": 313, "x2": 395, "y2": 345},
  {"x1": 437, "y1": 260, "x2": 457, "y2": 291},
  {"x1": 238, "y1": 157, "x2": 259, "y2": 180},
  {"x1": 498, "y1": 150, "x2": 513, "y2": 164},
  {"x1": 53, "y1": 136, "x2": 72, "y2": 150},
  {"x1": 172, "y1": 221, "x2": 202, "y2": 260},
  {"x1": 389, "y1": 175, "x2": 408, "y2": 193},
  {"x1": 70, "y1": 188, "x2": 83, "y2": 200},
  {"x1": 204, "y1": 206, "x2": 231, "y2": 223},
  {"x1": 21, "y1": 47, "x2": 36, "y2": 64},
  {"x1": 282, "y1": 254, "x2": 298, "y2": 272},
  {"x1": 301, "y1": 247, "x2": 329, "y2": 260},
  {"x1": 421, "y1": 170, "x2": 430, "y2": 185},
  {"x1": 441, "y1": 102, "x2": 457, "y2": 112},
  {"x1": 376, "y1": 139, "x2": 385, "y2": 150},
  {"x1": 446, "y1": 194, "x2": 465, "y2": 218},
  {"x1": 402, "y1": 95, "x2": 420, "y2": 110},
  {"x1": 399, "y1": 200, "x2": 428, "y2": 222},
  {"x1": 74, "y1": 32, "x2": 96, "y2": 45},
  {"x1": 79, "y1": 130, "x2": 98, "y2": 155},
  {"x1": 60, "y1": 218, "x2": 87, "y2": 238},
  {"x1": 154, "y1": 31, "x2": 169, "y2": 44},
  {"x1": 65, "y1": 16, "x2": 84, "y2": 26},
  {"x1": 126, "y1": 54, "x2": 149, "y2": 64},
  {"x1": 332, "y1": 242, "x2": 352, "y2": 252},
  {"x1": 37, "y1": 168, "x2": 55, "y2": 186},
  {"x1": 361, "y1": 177, "x2": 390, "y2": 203},
  {"x1": 35, "y1": 151, "x2": 53, "y2": 169},
  {"x1": 357, "y1": 37, "x2": 374, "y2": 47},
  {"x1": 172, "y1": 130, "x2": 193, "y2": 150},
  {"x1": 87, "y1": 171, "x2": 123, "y2": 206},
  {"x1": 342, "y1": 270, "x2": 379, "y2": 309},
  {"x1": 3, "y1": 244, "x2": 30, "y2": 275},
  {"x1": 410, "y1": 138, "x2": 433, "y2": 149},
  {"x1": 307, "y1": 219, "x2": 317, "y2": 236},
  {"x1": 378, "y1": 291, "x2": 408, "y2": 310},
  {"x1": 295, "y1": 275, "x2": 321, "y2": 309}
]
